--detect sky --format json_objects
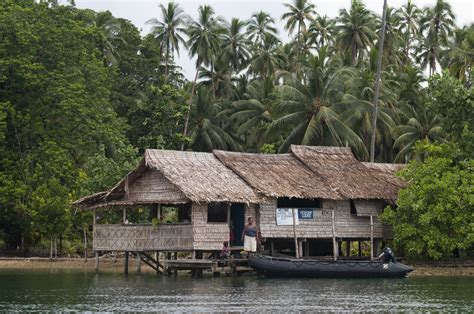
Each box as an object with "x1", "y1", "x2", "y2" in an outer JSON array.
[{"x1": 74, "y1": 0, "x2": 474, "y2": 79}]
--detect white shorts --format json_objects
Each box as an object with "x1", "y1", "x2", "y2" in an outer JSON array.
[{"x1": 244, "y1": 235, "x2": 257, "y2": 252}]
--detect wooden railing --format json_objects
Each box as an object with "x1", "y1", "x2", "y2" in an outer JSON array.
[{"x1": 93, "y1": 223, "x2": 194, "y2": 252}]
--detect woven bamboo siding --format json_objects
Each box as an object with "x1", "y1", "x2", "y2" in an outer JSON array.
[
  {"x1": 127, "y1": 169, "x2": 187, "y2": 203},
  {"x1": 354, "y1": 200, "x2": 383, "y2": 217},
  {"x1": 93, "y1": 224, "x2": 193, "y2": 251},
  {"x1": 192, "y1": 204, "x2": 229, "y2": 250},
  {"x1": 259, "y1": 199, "x2": 384, "y2": 239}
]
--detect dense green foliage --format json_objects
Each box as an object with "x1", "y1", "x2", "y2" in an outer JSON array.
[
  {"x1": 382, "y1": 74, "x2": 473, "y2": 260},
  {"x1": 0, "y1": 0, "x2": 472, "y2": 259},
  {"x1": 382, "y1": 142, "x2": 473, "y2": 260}
]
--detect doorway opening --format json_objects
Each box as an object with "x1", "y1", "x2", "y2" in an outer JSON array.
[{"x1": 230, "y1": 203, "x2": 245, "y2": 247}]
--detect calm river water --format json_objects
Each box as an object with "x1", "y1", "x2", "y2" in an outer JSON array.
[{"x1": 0, "y1": 269, "x2": 472, "y2": 312}]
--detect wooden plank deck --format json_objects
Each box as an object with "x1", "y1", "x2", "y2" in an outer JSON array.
[{"x1": 164, "y1": 258, "x2": 252, "y2": 276}]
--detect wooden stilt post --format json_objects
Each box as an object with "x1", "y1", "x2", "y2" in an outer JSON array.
[
  {"x1": 270, "y1": 241, "x2": 275, "y2": 257},
  {"x1": 374, "y1": 239, "x2": 381, "y2": 258},
  {"x1": 136, "y1": 252, "x2": 141, "y2": 274},
  {"x1": 123, "y1": 207, "x2": 127, "y2": 224},
  {"x1": 124, "y1": 252, "x2": 129, "y2": 275},
  {"x1": 331, "y1": 210, "x2": 337, "y2": 261},
  {"x1": 292, "y1": 208, "x2": 299, "y2": 259},
  {"x1": 358, "y1": 241, "x2": 362, "y2": 256},
  {"x1": 370, "y1": 215, "x2": 374, "y2": 261},
  {"x1": 298, "y1": 240, "x2": 303, "y2": 258},
  {"x1": 304, "y1": 241, "x2": 310, "y2": 257},
  {"x1": 165, "y1": 252, "x2": 172, "y2": 275},
  {"x1": 346, "y1": 240, "x2": 351, "y2": 257},
  {"x1": 155, "y1": 251, "x2": 160, "y2": 275},
  {"x1": 173, "y1": 252, "x2": 178, "y2": 276},
  {"x1": 95, "y1": 251, "x2": 99, "y2": 273}
]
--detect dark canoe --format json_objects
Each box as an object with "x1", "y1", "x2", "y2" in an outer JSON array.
[{"x1": 249, "y1": 254, "x2": 413, "y2": 278}]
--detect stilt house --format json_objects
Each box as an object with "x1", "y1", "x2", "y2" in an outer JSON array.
[{"x1": 74, "y1": 145, "x2": 404, "y2": 259}]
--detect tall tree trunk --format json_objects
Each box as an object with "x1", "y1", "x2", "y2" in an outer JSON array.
[
  {"x1": 59, "y1": 233, "x2": 62, "y2": 257},
  {"x1": 164, "y1": 43, "x2": 170, "y2": 83},
  {"x1": 296, "y1": 22, "x2": 301, "y2": 78},
  {"x1": 181, "y1": 62, "x2": 202, "y2": 150},
  {"x1": 50, "y1": 236, "x2": 53, "y2": 259},
  {"x1": 351, "y1": 43, "x2": 357, "y2": 67},
  {"x1": 370, "y1": 0, "x2": 388, "y2": 162}
]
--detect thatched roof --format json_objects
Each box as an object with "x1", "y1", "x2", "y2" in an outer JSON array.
[
  {"x1": 75, "y1": 145, "x2": 405, "y2": 208},
  {"x1": 214, "y1": 150, "x2": 343, "y2": 200},
  {"x1": 362, "y1": 162, "x2": 405, "y2": 174},
  {"x1": 290, "y1": 145, "x2": 402, "y2": 200},
  {"x1": 143, "y1": 149, "x2": 261, "y2": 204}
]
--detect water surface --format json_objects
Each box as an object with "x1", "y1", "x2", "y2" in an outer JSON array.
[{"x1": 0, "y1": 269, "x2": 472, "y2": 312}]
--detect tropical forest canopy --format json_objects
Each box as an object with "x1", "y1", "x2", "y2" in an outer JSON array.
[{"x1": 0, "y1": 0, "x2": 472, "y2": 259}]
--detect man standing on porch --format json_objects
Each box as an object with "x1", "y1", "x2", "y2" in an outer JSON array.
[{"x1": 242, "y1": 216, "x2": 258, "y2": 255}]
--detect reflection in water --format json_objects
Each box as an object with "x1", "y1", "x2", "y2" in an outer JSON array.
[{"x1": 0, "y1": 270, "x2": 472, "y2": 312}]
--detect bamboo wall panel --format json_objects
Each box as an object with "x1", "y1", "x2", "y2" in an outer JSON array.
[
  {"x1": 192, "y1": 204, "x2": 230, "y2": 250},
  {"x1": 93, "y1": 224, "x2": 193, "y2": 251},
  {"x1": 127, "y1": 169, "x2": 188, "y2": 203},
  {"x1": 259, "y1": 199, "x2": 387, "y2": 239},
  {"x1": 354, "y1": 199, "x2": 383, "y2": 216}
]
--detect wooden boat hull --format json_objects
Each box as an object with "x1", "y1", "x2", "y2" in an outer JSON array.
[{"x1": 249, "y1": 254, "x2": 413, "y2": 278}]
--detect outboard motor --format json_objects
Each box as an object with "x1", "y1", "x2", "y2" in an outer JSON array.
[{"x1": 379, "y1": 247, "x2": 396, "y2": 263}]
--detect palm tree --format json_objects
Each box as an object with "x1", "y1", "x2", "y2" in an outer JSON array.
[
  {"x1": 267, "y1": 47, "x2": 366, "y2": 155},
  {"x1": 369, "y1": 0, "x2": 388, "y2": 162},
  {"x1": 281, "y1": 0, "x2": 316, "y2": 75},
  {"x1": 308, "y1": 15, "x2": 336, "y2": 48},
  {"x1": 392, "y1": 104, "x2": 445, "y2": 162},
  {"x1": 249, "y1": 33, "x2": 284, "y2": 79},
  {"x1": 95, "y1": 11, "x2": 122, "y2": 66},
  {"x1": 246, "y1": 11, "x2": 278, "y2": 48},
  {"x1": 397, "y1": 0, "x2": 421, "y2": 60},
  {"x1": 223, "y1": 78, "x2": 275, "y2": 151},
  {"x1": 189, "y1": 87, "x2": 241, "y2": 152},
  {"x1": 147, "y1": 1, "x2": 187, "y2": 82},
  {"x1": 182, "y1": 5, "x2": 226, "y2": 146},
  {"x1": 336, "y1": 0, "x2": 377, "y2": 67},
  {"x1": 219, "y1": 18, "x2": 251, "y2": 73},
  {"x1": 444, "y1": 25, "x2": 474, "y2": 86},
  {"x1": 198, "y1": 64, "x2": 237, "y2": 100},
  {"x1": 418, "y1": 0, "x2": 455, "y2": 76},
  {"x1": 381, "y1": 7, "x2": 403, "y2": 65}
]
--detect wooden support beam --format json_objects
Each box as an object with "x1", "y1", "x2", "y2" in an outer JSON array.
[
  {"x1": 124, "y1": 252, "x2": 129, "y2": 275},
  {"x1": 298, "y1": 240, "x2": 303, "y2": 258},
  {"x1": 370, "y1": 215, "x2": 374, "y2": 261},
  {"x1": 346, "y1": 240, "x2": 351, "y2": 257},
  {"x1": 292, "y1": 208, "x2": 299, "y2": 259},
  {"x1": 358, "y1": 241, "x2": 362, "y2": 257},
  {"x1": 270, "y1": 241, "x2": 275, "y2": 257},
  {"x1": 174, "y1": 252, "x2": 178, "y2": 275},
  {"x1": 304, "y1": 241, "x2": 310, "y2": 257},
  {"x1": 331, "y1": 210, "x2": 337, "y2": 261},
  {"x1": 136, "y1": 252, "x2": 141, "y2": 274},
  {"x1": 123, "y1": 207, "x2": 127, "y2": 224},
  {"x1": 124, "y1": 175, "x2": 129, "y2": 199},
  {"x1": 94, "y1": 251, "x2": 99, "y2": 273}
]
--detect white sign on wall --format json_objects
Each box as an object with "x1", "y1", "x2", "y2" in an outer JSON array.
[{"x1": 276, "y1": 208, "x2": 299, "y2": 225}]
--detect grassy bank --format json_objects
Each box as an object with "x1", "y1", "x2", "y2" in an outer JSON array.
[{"x1": 0, "y1": 257, "x2": 473, "y2": 276}]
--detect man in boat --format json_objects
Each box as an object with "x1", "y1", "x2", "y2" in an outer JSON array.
[
  {"x1": 379, "y1": 247, "x2": 396, "y2": 263},
  {"x1": 242, "y1": 216, "x2": 258, "y2": 256}
]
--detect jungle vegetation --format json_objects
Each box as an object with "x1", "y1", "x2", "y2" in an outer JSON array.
[{"x1": 0, "y1": 0, "x2": 472, "y2": 259}]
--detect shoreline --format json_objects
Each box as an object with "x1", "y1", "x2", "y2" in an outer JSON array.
[{"x1": 0, "y1": 257, "x2": 473, "y2": 276}]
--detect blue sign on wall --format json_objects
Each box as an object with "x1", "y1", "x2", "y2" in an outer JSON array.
[{"x1": 298, "y1": 209, "x2": 314, "y2": 220}]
